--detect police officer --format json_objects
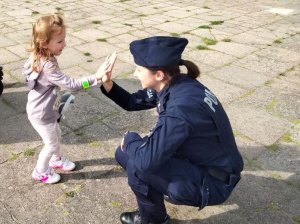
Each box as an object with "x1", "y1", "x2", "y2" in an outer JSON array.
[{"x1": 100, "y1": 36, "x2": 244, "y2": 224}]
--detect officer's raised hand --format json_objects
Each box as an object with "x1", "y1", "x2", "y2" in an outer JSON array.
[
  {"x1": 95, "y1": 53, "x2": 116, "y2": 81},
  {"x1": 101, "y1": 52, "x2": 117, "y2": 92}
]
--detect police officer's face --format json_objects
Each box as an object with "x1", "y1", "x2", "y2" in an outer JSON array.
[{"x1": 134, "y1": 65, "x2": 159, "y2": 90}]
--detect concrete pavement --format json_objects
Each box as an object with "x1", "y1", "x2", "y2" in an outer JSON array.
[{"x1": 0, "y1": 0, "x2": 299, "y2": 223}]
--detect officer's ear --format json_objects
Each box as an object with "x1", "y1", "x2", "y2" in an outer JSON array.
[{"x1": 155, "y1": 70, "x2": 166, "y2": 81}]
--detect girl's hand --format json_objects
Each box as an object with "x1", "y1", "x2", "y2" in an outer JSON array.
[
  {"x1": 95, "y1": 52, "x2": 117, "y2": 81},
  {"x1": 101, "y1": 52, "x2": 117, "y2": 83}
]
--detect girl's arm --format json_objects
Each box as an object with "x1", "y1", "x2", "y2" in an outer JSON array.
[{"x1": 46, "y1": 56, "x2": 113, "y2": 91}]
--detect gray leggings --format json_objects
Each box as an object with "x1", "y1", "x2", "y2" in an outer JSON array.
[{"x1": 30, "y1": 120, "x2": 62, "y2": 172}]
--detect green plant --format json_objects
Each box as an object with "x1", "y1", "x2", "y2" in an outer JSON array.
[
  {"x1": 210, "y1": 20, "x2": 224, "y2": 25},
  {"x1": 92, "y1": 20, "x2": 101, "y2": 24},
  {"x1": 265, "y1": 98, "x2": 277, "y2": 112},
  {"x1": 97, "y1": 38, "x2": 107, "y2": 42},
  {"x1": 222, "y1": 38, "x2": 231, "y2": 42},
  {"x1": 9, "y1": 152, "x2": 21, "y2": 161},
  {"x1": 266, "y1": 144, "x2": 279, "y2": 152},
  {"x1": 196, "y1": 45, "x2": 210, "y2": 50},
  {"x1": 24, "y1": 149, "x2": 35, "y2": 156},
  {"x1": 202, "y1": 37, "x2": 217, "y2": 45},
  {"x1": 273, "y1": 39, "x2": 282, "y2": 44},
  {"x1": 198, "y1": 25, "x2": 211, "y2": 29},
  {"x1": 282, "y1": 133, "x2": 292, "y2": 143},
  {"x1": 170, "y1": 33, "x2": 179, "y2": 37}
]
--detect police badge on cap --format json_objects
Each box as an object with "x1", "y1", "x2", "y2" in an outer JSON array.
[{"x1": 130, "y1": 36, "x2": 188, "y2": 68}]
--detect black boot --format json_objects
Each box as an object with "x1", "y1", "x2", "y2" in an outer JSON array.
[{"x1": 120, "y1": 210, "x2": 170, "y2": 224}]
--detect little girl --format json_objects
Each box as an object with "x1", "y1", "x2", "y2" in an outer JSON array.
[{"x1": 23, "y1": 14, "x2": 115, "y2": 184}]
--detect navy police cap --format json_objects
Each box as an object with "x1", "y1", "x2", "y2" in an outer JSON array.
[{"x1": 130, "y1": 36, "x2": 188, "y2": 68}]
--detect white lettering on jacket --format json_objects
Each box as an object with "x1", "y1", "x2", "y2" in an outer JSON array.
[{"x1": 204, "y1": 89, "x2": 218, "y2": 112}]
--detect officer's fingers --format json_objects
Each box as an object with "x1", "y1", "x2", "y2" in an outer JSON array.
[{"x1": 108, "y1": 52, "x2": 117, "y2": 70}]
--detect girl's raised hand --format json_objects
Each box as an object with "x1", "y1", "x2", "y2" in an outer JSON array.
[{"x1": 95, "y1": 52, "x2": 117, "y2": 82}]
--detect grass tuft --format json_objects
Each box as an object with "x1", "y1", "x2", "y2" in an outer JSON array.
[
  {"x1": 97, "y1": 38, "x2": 107, "y2": 42},
  {"x1": 24, "y1": 149, "x2": 35, "y2": 157},
  {"x1": 198, "y1": 25, "x2": 211, "y2": 29},
  {"x1": 92, "y1": 20, "x2": 101, "y2": 24},
  {"x1": 222, "y1": 38, "x2": 231, "y2": 42},
  {"x1": 282, "y1": 133, "x2": 292, "y2": 143},
  {"x1": 170, "y1": 33, "x2": 180, "y2": 37},
  {"x1": 210, "y1": 21, "x2": 224, "y2": 25},
  {"x1": 202, "y1": 37, "x2": 217, "y2": 45},
  {"x1": 196, "y1": 45, "x2": 210, "y2": 50},
  {"x1": 273, "y1": 39, "x2": 282, "y2": 44}
]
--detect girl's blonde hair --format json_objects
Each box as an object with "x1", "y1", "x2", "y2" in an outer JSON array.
[{"x1": 28, "y1": 14, "x2": 65, "y2": 72}]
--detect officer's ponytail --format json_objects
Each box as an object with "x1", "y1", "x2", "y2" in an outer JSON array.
[
  {"x1": 148, "y1": 59, "x2": 200, "y2": 82},
  {"x1": 180, "y1": 59, "x2": 200, "y2": 79}
]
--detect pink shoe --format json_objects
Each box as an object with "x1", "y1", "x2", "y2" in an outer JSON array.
[
  {"x1": 49, "y1": 156, "x2": 76, "y2": 171},
  {"x1": 32, "y1": 167, "x2": 61, "y2": 184}
]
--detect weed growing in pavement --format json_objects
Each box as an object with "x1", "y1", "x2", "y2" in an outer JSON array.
[
  {"x1": 210, "y1": 20, "x2": 224, "y2": 25},
  {"x1": 92, "y1": 20, "x2": 101, "y2": 24},
  {"x1": 9, "y1": 152, "x2": 21, "y2": 161},
  {"x1": 124, "y1": 23, "x2": 133, "y2": 26},
  {"x1": 97, "y1": 38, "x2": 107, "y2": 42},
  {"x1": 266, "y1": 144, "x2": 279, "y2": 152},
  {"x1": 265, "y1": 98, "x2": 277, "y2": 112},
  {"x1": 273, "y1": 39, "x2": 282, "y2": 44},
  {"x1": 222, "y1": 38, "x2": 232, "y2": 42},
  {"x1": 170, "y1": 33, "x2": 180, "y2": 37},
  {"x1": 198, "y1": 25, "x2": 212, "y2": 29},
  {"x1": 196, "y1": 45, "x2": 210, "y2": 50},
  {"x1": 282, "y1": 132, "x2": 293, "y2": 143},
  {"x1": 202, "y1": 37, "x2": 217, "y2": 45},
  {"x1": 24, "y1": 148, "x2": 35, "y2": 156},
  {"x1": 270, "y1": 172, "x2": 283, "y2": 180}
]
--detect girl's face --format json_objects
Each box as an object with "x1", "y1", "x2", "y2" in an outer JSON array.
[{"x1": 44, "y1": 30, "x2": 66, "y2": 56}]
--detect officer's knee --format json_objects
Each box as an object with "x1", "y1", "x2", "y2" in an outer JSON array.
[{"x1": 115, "y1": 146, "x2": 128, "y2": 169}]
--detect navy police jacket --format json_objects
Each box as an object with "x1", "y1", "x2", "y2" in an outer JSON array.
[{"x1": 100, "y1": 75, "x2": 244, "y2": 175}]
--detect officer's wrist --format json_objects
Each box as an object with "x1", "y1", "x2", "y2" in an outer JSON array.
[{"x1": 102, "y1": 80, "x2": 113, "y2": 93}]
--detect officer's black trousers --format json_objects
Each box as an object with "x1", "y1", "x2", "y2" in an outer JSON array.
[{"x1": 115, "y1": 147, "x2": 228, "y2": 223}]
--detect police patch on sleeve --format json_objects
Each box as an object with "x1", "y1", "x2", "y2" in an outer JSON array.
[{"x1": 204, "y1": 89, "x2": 218, "y2": 112}]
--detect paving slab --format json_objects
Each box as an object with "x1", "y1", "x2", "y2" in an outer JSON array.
[
  {"x1": 208, "y1": 65, "x2": 270, "y2": 89},
  {"x1": 226, "y1": 105, "x2": 291, "y2": 146}
]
